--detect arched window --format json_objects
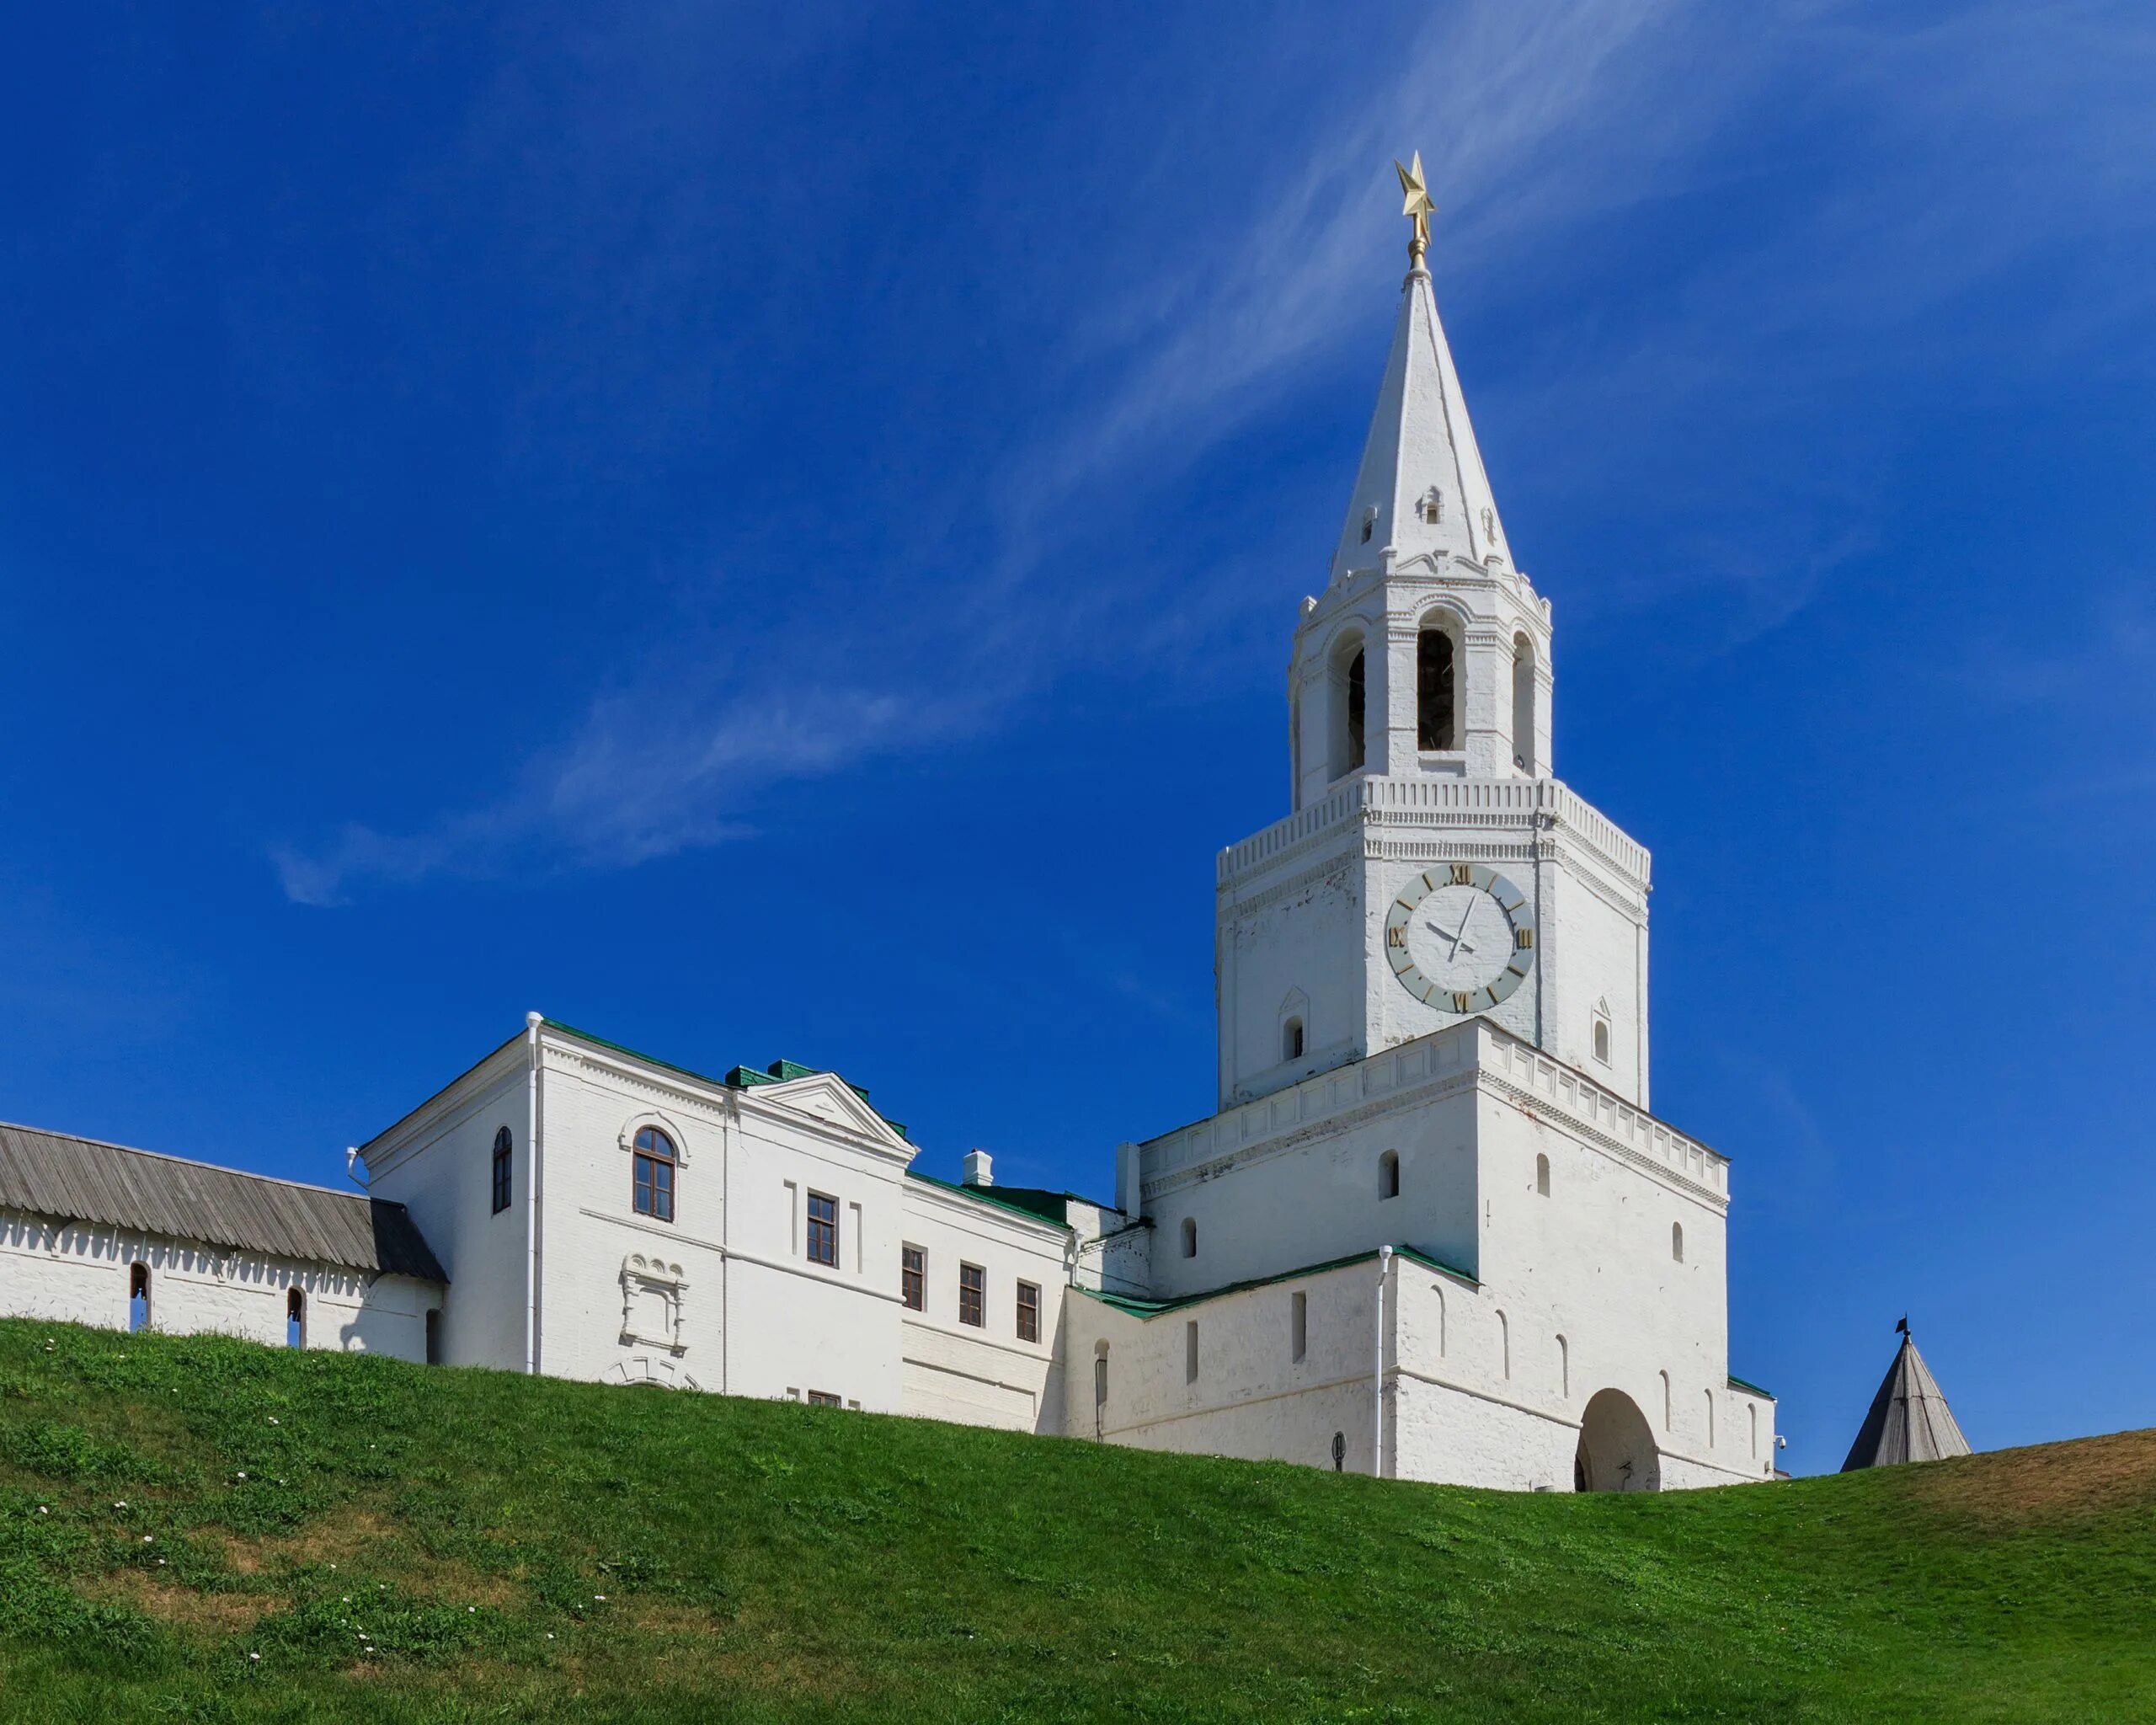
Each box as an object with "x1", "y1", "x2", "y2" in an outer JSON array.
[
  {"x1": 1360, "y1": 506, "x2": 1377, "y2": 544},
  {"x1": 1180, "y1": 1217, "x2": 1197, "y2": 1259},
  {"x1": 286, "y1": 1288, "x2": 306, "y2": 1349},
  {"x1": 1512, "y1": 633, "x2": 1537, "y2": 774},
  {"x1": 491, "y1": 1125, "x2": 513, "y2": 1215},
  {"x1": 128, "y1": 1263, "x2": 150, "y2": 1334},
  {"x1": 1593, "y1": 1017, "x2": 1611, "y2": 1065},
  {"x1": 1282, "y1": 1017, "x2": 1305, "y2": 1061},
  {"x1": 1705, "y1": 1389, "x2": 1716, "y2": 1448},
  {"x1": 1420, "y1": 488, "x2": 1443, "y2": 525},
  {"x1": 1660, "y1": 1370, "x2": 1673, "y2": 1430},
  {"x1": 1557, "y1": 1332, "x2": 1569, "y2": 1398},
  {"x1": 633, "y1": 1126, "x2": 679, "y2": 1223},
  {"x1": 1432, "y1": 1284, "x2": 1446, "y2": 1356},
  {"x1": 1671, "y1": 1222, "x2": 1684, "y2": 1263},
  {"x1": 1417, "y1": 626, "x2": 1456, "y2": 751},
  {"x1": 1535, "y1": 1153, "x2": 1550, "y2": 1197},
  {"x1": 1496, "y1": 1309, "x2": 1511, "y2": 1380},
  {"x1": 1379, "y1": 1150, "x2": 1400, "y2": 1200},
  {"x1": 1748, "y1": 1402, "x2": 1759, "y2": 1459},
  {"x1": 1331, "y1": 1430, "x2": 1346, "y2": 1471}
]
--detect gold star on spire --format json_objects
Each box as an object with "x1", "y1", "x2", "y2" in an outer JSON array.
[{"x1": 1395, "y1": 151, "x2": 1436, "y2": 266}]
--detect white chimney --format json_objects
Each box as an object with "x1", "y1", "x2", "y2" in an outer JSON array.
[{"x1": 961, "y1": 1148, "x2": 993, "y2": 1188}]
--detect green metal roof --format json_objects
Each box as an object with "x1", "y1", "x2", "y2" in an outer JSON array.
[
  {"x1": 1079, "y1": 1242, "x2": 1477, "y2": 1319},
  {"x1": 904, "y1": 1169, "x2": 1072, "y2": 1233},
  {"x1": 1727, "y1": 1374, "x2": 1777, "y2": 1401}
]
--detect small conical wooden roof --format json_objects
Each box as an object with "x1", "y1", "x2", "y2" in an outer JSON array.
[{"x1": 1840, "y1": 1328, "x2": 1972, "y2": 1471}]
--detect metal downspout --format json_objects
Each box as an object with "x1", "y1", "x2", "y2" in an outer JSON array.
[
  {"x1": 525, "y1": 1012, "x2": 542, "y2": 1376},
  {"x1": 1374, "y1": 1244, "x2": 1394, "y2": 1477}
]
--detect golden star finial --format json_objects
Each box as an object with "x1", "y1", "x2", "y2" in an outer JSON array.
[{"x1": 1395, "y1": 151, "x2": 1436, "y2": 265}]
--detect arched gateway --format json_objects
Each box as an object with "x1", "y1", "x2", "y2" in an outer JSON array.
[{"x1": 1574, "y1": 1388, "x2": 1661, "y2": 1493}]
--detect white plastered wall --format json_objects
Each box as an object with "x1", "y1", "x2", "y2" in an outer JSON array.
[
  {"x1": 0, "y1": 1210, "x2": 437, "y2": 1361},
  {"x1": 363, "y1": 1049, "x2": 532, "y2": 1370},
  {"x1": 897, "y1": 1181, "x2": 1069, "y2": 1432}
]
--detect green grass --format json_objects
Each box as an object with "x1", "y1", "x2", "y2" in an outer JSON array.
[{"x1": 0, "y1": 1318, "x2": 2150, "y2": 1722}]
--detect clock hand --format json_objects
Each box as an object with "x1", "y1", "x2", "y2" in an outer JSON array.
[{"x1": 1426, "y1": 911, "x2": 1477, "y2": 959}]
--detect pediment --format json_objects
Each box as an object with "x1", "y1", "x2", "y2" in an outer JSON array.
[{"x1": 755, "y1": 1071, "x2": 910, "y2": 1156}]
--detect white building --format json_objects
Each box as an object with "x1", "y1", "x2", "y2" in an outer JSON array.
[{"x1": 0, "y1": 183, "x2": 1775, "y2": 1489}]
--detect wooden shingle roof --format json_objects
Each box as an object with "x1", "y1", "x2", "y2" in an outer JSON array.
[{"x1": 0, "y1": 1121, "x2": 446, "y2": 1284}]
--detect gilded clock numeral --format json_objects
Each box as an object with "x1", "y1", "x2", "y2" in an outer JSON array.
[
  {"x1": 1515, "y1": 927, "x2": 1534, "y2": 950},
  {"x1": 1452, "y1": 992, "x2": 1472, "y2": 1012},
  {"x1": 1450, "y1": 862, "x2": 1472, "y2": 885},
  {"x1": 1386, "y1": 925, "x2": 1406, "y2": 948}
]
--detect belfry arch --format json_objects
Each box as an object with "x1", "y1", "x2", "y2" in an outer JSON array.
[
  {"x1": 1574, "y1": 1388, "x2": 1662, "y2": 1493},
  {"x1": 1414, "y1": 608, "x2": 1464, "y2": 754}
]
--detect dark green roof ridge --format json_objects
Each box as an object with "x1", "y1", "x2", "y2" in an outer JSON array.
[
  {"x1": 544, "y1": 1022, "x2": 908, "y2": 1140},
  {"x1": 1079, "y1": 1242, "x2": 1476, "y2": 1319},
  {"x1": 1727, "y1": 1374, "x2": 1776, "y2": 1401}
]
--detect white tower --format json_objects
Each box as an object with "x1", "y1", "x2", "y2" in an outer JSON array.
[{"x1": 1217, "y1": 175, "x2": 1652, "y2": 1110}]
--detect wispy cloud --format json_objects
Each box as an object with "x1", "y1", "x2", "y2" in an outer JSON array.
[{"x1": 275, "y1": 0, "x2": 2156, "y2": 903}]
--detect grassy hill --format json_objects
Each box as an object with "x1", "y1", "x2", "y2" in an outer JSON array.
[{"x1": 1, "y1": 1319, "x2": 2151, "y2": 1722}]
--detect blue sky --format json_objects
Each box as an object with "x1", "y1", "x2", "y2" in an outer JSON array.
[{"x1": 3, "y1": 3, "x2": 2153, "y2": 1475}]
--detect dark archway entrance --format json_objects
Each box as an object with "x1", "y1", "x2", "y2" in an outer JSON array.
[{"x1": 1575, "y1": 1388, "x2": 1662, "y2": 1493}]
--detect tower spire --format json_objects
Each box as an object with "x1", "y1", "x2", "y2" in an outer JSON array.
[{"x1": 1330, "y1": 160, "x2": 1509, "y2": 585}]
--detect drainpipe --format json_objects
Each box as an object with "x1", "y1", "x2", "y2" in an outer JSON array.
[
  {"x1": 525, "y1": 1012, "x2": 543, "y2": 1377},
  {"x1": 1374, "y1": 1244, "x2": 1393, "y2": 1478}
]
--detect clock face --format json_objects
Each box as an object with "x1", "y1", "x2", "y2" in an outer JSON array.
[{"x1": 1384, "y1": 862, "x2": 1536, "y2": 1014}]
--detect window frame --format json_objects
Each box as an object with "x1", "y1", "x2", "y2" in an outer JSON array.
[
  {"x1": 901, "y1": 1244, "x2": 926, "y2": 1311},
  {"x1": 490, "y1": 1124, "x2": 513, "y2": 1215},
  {"x1": 128, "y1": 1263, "x2": 151, "y2": 1334},
  {"x1": 806, "y1": 1390, "x2": 841, "y2": 1408},
  {"x1": 1016, "y1": 1279, "x2": 1040, "y2": 1343},
  {"x1": 286, "y1": 1287, "x2": 306, "y2": 1350},
  {"x1": 632, "y1": 1126, "x2": 678, "y2": 1223},
  {"x1": 805, "y1": 1190, "x2": 839, "y2": 1268},
  {"x1": 958, "y1": 1262, "x2": 985, "y2": 1328}
]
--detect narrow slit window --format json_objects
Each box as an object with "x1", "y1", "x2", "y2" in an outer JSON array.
[
  {"x1": 1346, "y1": 649, "x2": 1366, "y2": 772},
  {"x1": 1593, "y1": 1017, "x2": 1611, "y2": 1065},
  {"x1": 128, "y1": 1263, "x2": 150, "y2": 1334},
  {"x1": 1536, "y1": 1153, "x2": 1551, "y2": 1197},
  {"x1": 632, "y1": 1127, "x2": 678, "y2": 1223},
  {"x1": 1291, "y1": 1290, "x2": 1308, "y2": 1363},
  {"x1": 491, "y1": 1124, "x2": 513, "y2": 1215},
  {"x1": 286, "y1": 1288, "x2": 306, "y2": 1349},
  {"x1": 1185, "y1": 1321, "x2": 1199, "y2": 1383},
  {"x1": 1180, "y1": 1217, "x2": 1197, "y2": 1258},
  {"x1": 1282, "y1": 1017, "x2": 1305, "y2": 1061},
  {"x1": 1379, "y1": 1150, "x2": 1400, "y2": 1200},
  {"x1": 1672, "y1": 1222, "x2": 1685, "y2": 1263}
]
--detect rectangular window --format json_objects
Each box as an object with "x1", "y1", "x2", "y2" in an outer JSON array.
[
  {"x1": 958, "y1": 1263, "x2": 985, "y2": 1327},
  {"x1": 1185, "y1": 1320, "x2": 1199, "y2": 1384},
  {"x1": 901, "y1": 1245, "x2": 925, "y2": 1311},
  {"x1": 806, "y1": 1191, "x2": 838, "y2": 1267},
  {"x1": 1016, "y1": 1280, "x2": 1040, "y2": 1343},
  {"x1": 491, "y1": 1135, "x2": 512, "y2": 1215},
  {"x1": 633, "y1": 1152, "x2": 675, "y2": 1222},
  {"x1": 1291, "y1": 1290, "x2": 1307, "y2": 1363},
  {"x1": 807, "y1": 1390, "x2": 841, "y2": 1408}
]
